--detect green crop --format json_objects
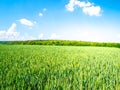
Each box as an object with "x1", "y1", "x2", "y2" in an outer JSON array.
[{"x1": 0, "y1": 45, "x2": 120, "y2": 90}]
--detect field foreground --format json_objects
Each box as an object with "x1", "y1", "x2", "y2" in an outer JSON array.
[{"x1": 0, "y1": 45, "x2": 120, "y2": 90}]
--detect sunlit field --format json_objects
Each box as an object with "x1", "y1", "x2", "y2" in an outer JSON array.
[{"x1": 0, "y1": 45, "x2": 120, "y2": 90}]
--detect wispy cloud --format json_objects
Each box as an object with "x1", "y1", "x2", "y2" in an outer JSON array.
[
  {"x1": 0, "y1": 23, "x2": 19, "y2": 40},
  {"x1": 19, "y1": 18, "x2": 34, "y2": 26},
  {"x1": 66, "y1": 0, "x2": 101, "y2": 16},
  {"x1": 39, "y1": 8, "x2": 47, "y2": 17},
  {"x1": 43, "y1": 8, "x2": 47, "y2": 12},
  {"x1": 39, "y1": 13, "x2": 43, "y2": 17}
]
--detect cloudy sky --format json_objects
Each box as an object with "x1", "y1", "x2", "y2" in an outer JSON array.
[{"x1": 0, "y1": 0, "x2": 120, "y2": 42}]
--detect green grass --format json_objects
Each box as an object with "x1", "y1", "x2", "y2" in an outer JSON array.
[{"x1": 0, "y1": 45, "x2": 120, "y2": 90}]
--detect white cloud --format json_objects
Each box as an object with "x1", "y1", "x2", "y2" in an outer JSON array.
[
  {"x1": 0, "y1": 23, "x2": 19, "y2": 40},
  {"x1": 19, "y1": 18, "x2": 34, "y2": 26},
  {"x1": 39, "y1": 13, "x2": 43, "y2": 17},
  {"x1": 7, "y1": 23, "x2": 16, "y2": 32},
  {"x1": 66, "y1": 0, "x2": 101, "y2": 16},
  {"x1": 0, "y1": 23, "x2": 40, "y2": 41},
  {"x1": 75, "y1": 1, "x2": 92, "y2": 7},
  {"x1": 65, "y1": 0, "x2": 76, "y2": 12},
  {"x1": 83, "y1": 6, "x2": 101, "y2": 16},
  {"x1": 50, "y1": 33, "x2": 57, "y2": 39},
  {"x1": 38, "y1": 33, "x2": 44, "y2": 39},
  {"x1": 6, "y1": 23, "x2": 19, "y2": 39}
]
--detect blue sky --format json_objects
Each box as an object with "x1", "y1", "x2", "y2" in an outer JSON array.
[{"x1": 0, "y1": 0, "x2": 120, "y2": 42}]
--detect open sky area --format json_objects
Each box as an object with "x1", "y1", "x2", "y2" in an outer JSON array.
[{"x1": 0, "y1": 0, "x2": 120, "y2": 42}]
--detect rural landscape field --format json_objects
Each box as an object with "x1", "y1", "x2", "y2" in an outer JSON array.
[
  {"x1": 0, "y1": 0, "x2": 120, "y2": 90},
  {"x1": 0, "y1": 40, "x2": 120, "y2": 90}
]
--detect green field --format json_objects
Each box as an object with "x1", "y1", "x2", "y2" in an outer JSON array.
[{"x1": 0, "y1": 45, "x2": 120, "y2": 90}]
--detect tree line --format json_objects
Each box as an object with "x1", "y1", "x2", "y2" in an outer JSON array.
[{"x1": 0, "y1": 40, "x2": 120, "y2": 48}]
